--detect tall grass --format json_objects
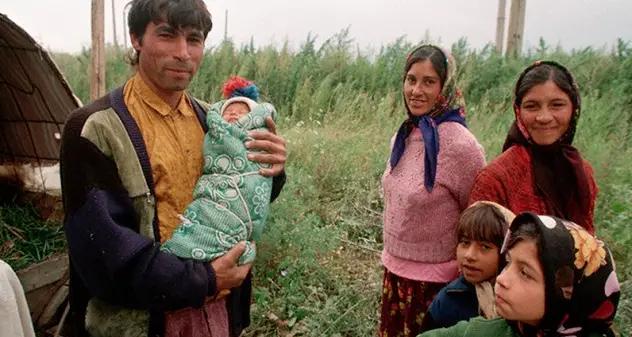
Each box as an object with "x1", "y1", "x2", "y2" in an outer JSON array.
[{"x1": 52, "y1": 34, "x2": 632, "y2": 336}]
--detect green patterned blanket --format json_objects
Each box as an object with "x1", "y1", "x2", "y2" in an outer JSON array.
[{"x1": 160, "y1": 101, "x2": 277, "y2": 265}]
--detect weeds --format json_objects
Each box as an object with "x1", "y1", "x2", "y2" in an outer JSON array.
[{"x1": 50, "y1": 34, "x2": 632, "y2": 335}]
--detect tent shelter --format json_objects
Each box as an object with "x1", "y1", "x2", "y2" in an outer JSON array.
[
  {"x1": 0, "y1": 12, "x2": 81, "y2": 335},
  {"x1": 0, "y1": 13, "x2": 81, "y2": 196}
]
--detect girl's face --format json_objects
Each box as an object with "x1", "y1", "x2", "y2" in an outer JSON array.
[
  {"x1": 404, "y1": 60, "x2": 442, "y2": 116},
  {"x1": 519, "y1": 80, "x2": 574, "y2": 146},
  {"x1": 494, "y1": 240, "x2": 546, "y2": 326}
]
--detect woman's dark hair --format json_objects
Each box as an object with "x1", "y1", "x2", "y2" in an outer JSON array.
[
  {"x1": 126, "y1": 0, "x2": 213, "y2": 65},
  {"x1": 515, "y1": 63, "x2": 578, "y2": 109},
  {"x1": 404, "y1": 45, "x2": 448, "y2": 87}
]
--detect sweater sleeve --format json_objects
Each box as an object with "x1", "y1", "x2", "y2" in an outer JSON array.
[
  {"x1": 61, "y1": 110, "x2": 217, "y2": 312},
  {"x1": 445, "y1": 139, "x2": 487, "y2": 211},
  {"x1": 418, "y1": 319, "x2": 469, "y2": 337},
  {"x1": 270, "y1": 170, "x2": 286, "y2": 202},
  {"x1": 468, "y1": 165, "x2": 507, "y2": 207}
]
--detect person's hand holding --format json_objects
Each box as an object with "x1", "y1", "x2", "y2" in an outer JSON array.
[
  {"x1": 246, "y1": 116, "x2": 286, "y2": 177},
  {"x1": 209, "y1": 242, "x2": 253, "y2": 292}
]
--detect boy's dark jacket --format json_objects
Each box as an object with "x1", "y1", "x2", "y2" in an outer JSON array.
[{"x1": 421, "y1": 275, "x2": 479, "y2": 332}]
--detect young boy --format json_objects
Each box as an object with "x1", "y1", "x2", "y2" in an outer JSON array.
[
  {"x1": 160, "y1": 76, "x2": 277, "y2": 265},
  {"x1": 419, "y1": 212, "x2": 620, "y2": 337},
  {"x1": 420, "y1": 201, "x2": 515, "y2": 332}
]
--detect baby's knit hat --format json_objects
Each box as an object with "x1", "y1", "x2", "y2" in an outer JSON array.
[{"x1": 220, "y1": 76, "x2": 259, "y2": 115}]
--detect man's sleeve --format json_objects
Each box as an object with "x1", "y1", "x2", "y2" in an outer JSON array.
[
  {"x1": 270, "y1": 171, "x2": 286, "y2": 202},
  {"x1": 60, "y1": 110, "x2": 218, "y2": 312}
]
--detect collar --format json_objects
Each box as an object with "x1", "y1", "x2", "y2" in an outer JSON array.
[
  {"x1": 130, "y1": 73, "x2": 193, "y2": 117},
  {"x1": 445, "y1": 275, "x2": 475, "y2": 293}
]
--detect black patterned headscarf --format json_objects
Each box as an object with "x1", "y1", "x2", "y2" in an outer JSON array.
[{"x1": 501, "y1": 212, "x2": 620, "y2": 337}]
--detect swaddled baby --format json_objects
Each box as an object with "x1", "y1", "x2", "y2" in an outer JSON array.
[{"x1": 161, "y1": 76, "x2": 276, "y2": 265}]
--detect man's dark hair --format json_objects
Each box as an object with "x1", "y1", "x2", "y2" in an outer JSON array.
[{"x1": 126, "y1": 0, "x2": 213, "y2": 65}]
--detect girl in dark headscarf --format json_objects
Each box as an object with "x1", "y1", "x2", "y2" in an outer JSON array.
[
  {"x1": 420, "y1": 212, "x2": 621, "y2": 337},
  {"x1": 379, "y1": 45, "x2": 485, "y2": 336},
  {"x1": 469, "y1": 61, "x2": 598, "y2": 233}
]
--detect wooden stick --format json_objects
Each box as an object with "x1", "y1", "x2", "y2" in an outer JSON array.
[
  {"x1": 91, "y1": 0, "x2": 106, "y2": 101},
  {"x1": 495, "y1": 0, "x2": 507, "y2": 54},
  {"x1": 5, "y1": 225, "x2": 25, "y2": 241},
  {"x1": 54, "y1": 303, "x2": 70, "y2": 337},
  {"x1": 506, "y1": 0, "x2": 527, "y2": 57},
  {"x1": 111, "y1": 0, "x2": 119, "y2": 51}
]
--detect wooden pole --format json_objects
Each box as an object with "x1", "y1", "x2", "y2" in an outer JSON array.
[
  {"x1": 224, "y1": 9, "x2": 228, "y2": 42},
  {"x1": 506, "y1": 0, "x2": 526, "y2": 57},
  {"x1": 506, "y1": 0, "x2": 517, "y2": 56},
  {"x1": 111, "y1": 0, "x2": 119, "y2": 50},
  {"x1": 515, "y1": 0, "x2": 526, "y2": 54},
  {"x1": 495, "y1": 0, "x2": 507, "y2": 54},
  {"x1": 91, "y1": 0, "x2": 106, "y2": 101}
]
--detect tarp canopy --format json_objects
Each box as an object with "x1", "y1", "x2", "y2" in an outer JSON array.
[{"x1": 0, "y1": 13, "x2": 80, "y2": 164}]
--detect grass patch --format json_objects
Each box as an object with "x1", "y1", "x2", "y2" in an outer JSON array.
[
  {"x1": 48, "y1": 35, "x2": 632, "y2": 335},
  {"x1": 0, "y1": 203, "x2": 65, "y2": 271}
]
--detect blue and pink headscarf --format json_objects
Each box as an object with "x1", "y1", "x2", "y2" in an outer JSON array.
[{"x1": 389, "y1": 45, "x2": 467, "y2": 192}]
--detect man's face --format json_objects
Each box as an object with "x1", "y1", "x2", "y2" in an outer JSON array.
[{"x1": 131, "y1": 21, "x2": 205, "y2": 95}]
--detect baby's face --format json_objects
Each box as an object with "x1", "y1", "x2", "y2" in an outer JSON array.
[{"x1": 222, "y1": 102, "x2": 250, "y2": 124}]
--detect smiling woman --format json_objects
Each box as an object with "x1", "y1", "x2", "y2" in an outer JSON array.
[
  {"x1": 469, "y1": 61, "x2": 598, "y2": 233},
  {"x1": 379, "y1": 45, "x2": 486, "y2": 337}
]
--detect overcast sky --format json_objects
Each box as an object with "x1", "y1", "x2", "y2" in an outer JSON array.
[{"x1": 2, "y1": 0, "x2": 631, "y2": 54}]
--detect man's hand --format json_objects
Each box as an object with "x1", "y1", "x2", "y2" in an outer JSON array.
[
  {"x1": 210, "y1": 242, "x2": 253, "y2": 292},
  {"x1": 246, "y1": 116, "x2": 286, "y2": 177}
]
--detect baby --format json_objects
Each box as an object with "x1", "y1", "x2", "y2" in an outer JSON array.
[{"x1": 161, "y1": 76, "x2": 277, "y2": 265}]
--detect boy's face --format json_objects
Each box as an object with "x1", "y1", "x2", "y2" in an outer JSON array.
[
  {"x1": 494, "y1": 240, "x2": 545, "y2": 326},
  {"x1": 222, "y1": 102, "x2": 250, "y2": 124},
  {"x1": 456, "y1": 238, "x2": 499, "y2": 284}
]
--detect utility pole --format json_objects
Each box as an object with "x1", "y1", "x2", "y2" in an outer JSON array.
[
  {"x1": 506, "y1": 0, "x2": 526, "y2": 57},
  {"x1": 91, "y1": 0, "x2": 106, "y2": 101},
  {"x1": 495, "y1": 0, "x2": 507, "y2": 54},
  {"x1": 224, "y1": 9, "x2": 228, "y2": 42},
  {"x1": 111, "y1": 0, "x2": 119, "y2": 51}
]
